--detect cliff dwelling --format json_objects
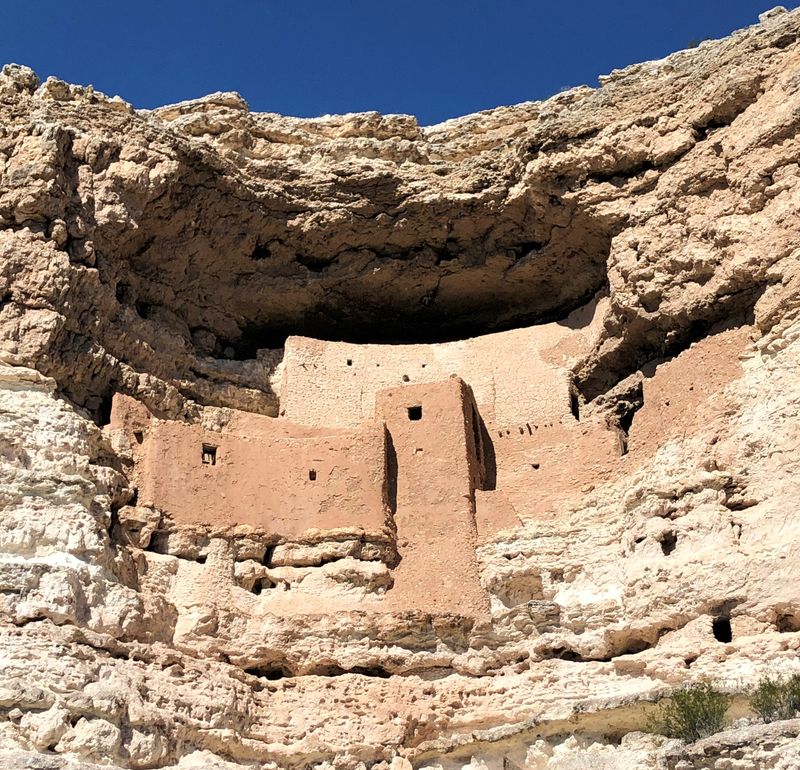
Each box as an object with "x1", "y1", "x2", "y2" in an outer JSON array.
[
  {"x1": 109, "y1": 304, "x2": 629, "y2": 618},
  {"x1": 4, "y1": 8, "x2": 800, "y2": 768}
]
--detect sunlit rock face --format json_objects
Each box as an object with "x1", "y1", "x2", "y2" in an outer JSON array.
[{"x1": 2, "y1": 6, "x2": 800, "y2": 768}]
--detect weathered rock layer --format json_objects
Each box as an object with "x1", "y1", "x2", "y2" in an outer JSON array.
[{"x1": 2, "y1": 6, "x2": 800, "y2": 769}]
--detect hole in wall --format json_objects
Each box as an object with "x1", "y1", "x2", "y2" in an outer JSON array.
[
  {"x1": 251, "y1": 578, "x2": 276, "y2": 595},
  {"x1": 307, "y1": 664, "x2": 392, "y2": 678},
  {"x1": 549, "y1": 646, "x2": 584, "y2": 662},
  {"x1": 115, "y1": 282, "x2": 133, "y2": 303},
  {"x1": 245, "y1": 665, "x2": 291, "y2": 680},
  {"x1": 402, "y1": 374, "x2": 410, "y2": 382},
  {"x1": 531, "y1": 462, "x2": 540, "y2": 470},
  {"x1": 776, "y1": 613, "x2": 800, "y2": 633},
  {"x1": 250, "y1": 243, "x2": 272, "y2": 261},
  {"x1": 616, "y1": 637, "x2": 652, "y2": 656},
  {"x1": 712, "y1": 617, "x2": 732, "y2": 643},
  {"x1": 659, "y1": 532, "x2": 677, "y2": 555},
  {"x1": 202, "y1": 444, "x2": 217, "y2": 465},
  {"x1": 135, "y1": 301, "x2": 153, "y2": 319},
  {"x1": 133, "y1": 431, "x2": 143, "y2": 444},
  {"x1": 262, "y1": 545, "x2": 276, "y2": 567},
  {"x1": 97, "y1": 392, "x2": 114, "y2": 426},
  {"x1": 308, "y1": 469, "x2": 317, "y2": 481},
  {"x1": 570, "y1": 388, "x2": 581, "y2": 421},
  {"x1": 346, "y1": 359, "x2": 352, "y2": 366},
  {"x1": 407, "y1": 405, "x2": 422, "y2": 421}
]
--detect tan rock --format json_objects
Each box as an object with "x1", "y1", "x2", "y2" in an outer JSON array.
[{"x1": 1, "y1": 8, "x2": 800, "y2": 770}]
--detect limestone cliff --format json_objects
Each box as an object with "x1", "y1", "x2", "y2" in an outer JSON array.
[{"x1": 1, "y1": 6, "x2": 800, "y2": 769}]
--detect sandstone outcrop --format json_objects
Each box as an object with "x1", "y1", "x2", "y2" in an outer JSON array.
[{"x1": 2, "y1": 6, "x2": 800, "y2": 768}]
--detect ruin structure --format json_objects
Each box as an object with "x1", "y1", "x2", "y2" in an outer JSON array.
[{"x1": 3, "y1": 7, "x2": 800, "y2": 769}]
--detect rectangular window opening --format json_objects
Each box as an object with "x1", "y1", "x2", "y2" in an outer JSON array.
[
  {"x1": 407, "y1": 405, "x2": 422, "y2": 421},
  {"x1": 308, "y1": 469, "x2": 317, "y2": 481},
  {"x1": 202, "y1": 444, "x2": 217, "y2": 466}
]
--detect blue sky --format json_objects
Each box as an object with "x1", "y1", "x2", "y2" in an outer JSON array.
[{"x1": 2, "y1": 1, "x2": 796, "y2": 125}]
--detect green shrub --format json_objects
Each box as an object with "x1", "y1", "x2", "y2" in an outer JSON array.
[
  {"x1": 647, "y1": 682, "x2": 730, "y2": 742},
  {"x1": 751, "y1": 675, "x2": 800, "y2": 723}
]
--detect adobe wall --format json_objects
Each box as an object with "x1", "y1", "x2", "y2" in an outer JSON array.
[
  {"x1": 113, "y1": 395, "x2": 390, "y2": 539},
  {"x1": 375, "y1": 377, "x2": 489, "y2": 615},
  {"x1": 278, "y1": 300, "x2": 607, "y2": 429}
]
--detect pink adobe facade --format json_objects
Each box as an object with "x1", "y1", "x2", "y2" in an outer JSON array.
[{"x1": 112, "y1": 376, "x2": 495, "y2": 615}]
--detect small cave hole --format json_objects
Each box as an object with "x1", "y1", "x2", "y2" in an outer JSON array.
[
  {"x1": 262, "y1": 545, "x2": 276, "y2": 567},
  {"x1": 570, "y1": 389, "x2": 581, "y2": 421},
  {"x1": 777, "y1": 614, "x2": 800, "y2": 633},
  {"x1": 201, "y1": 444, "x2": 217, "y2": 466},
  {"x1": 133, "y1": 430, "x2": 143, "y2": 444},
  {"x1": 659, "y1": 532, "x2": 677, "y2": 556},
  {"x1": 349, "y1": 666, "x2": 391, "y2": 678},
  {"x1": 407, "y1": 405, "x2": 422, "y2": 421},
  {"x1": 250, "y1": 243, "x2": 271, "y2": 261},
  {"x1": 135, "y1": 301, "x2": 153, "y2": 319},
  {"x1": 308, "y1": 469, "x2": 317, "y2": 481},
  {"x1": 196, "y1": 554, "x2": 208, "y2": 565},
  {"x1": 251, "y1": 578, "x2": 275, "y2": 595},
  {"x1": 97, "y1": 391, "x2": 114, "y2": 426},
  {"x1": 550, "y1": 646, "x2": 583, "y2": 662},
  {"x1": 531, "y1": 462, "x2": 540, "y2": 470},
  {"x1": 402, "y1": 374, "x2": 410, "y2": 382},
  {"x1": 245, "y1": 665, "x2": 291, "y2": 680},
  {"x1": 712, "y1": 617, "x2": 732, "y2": 643},
  {"x1": 115, "y1": 282, "x2": 132, "y2": 303},
  {"x1": 618, "y1": 637, "x2": 652, "y2": 656}
]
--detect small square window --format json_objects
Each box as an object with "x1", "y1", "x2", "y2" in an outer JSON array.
[
  {"x1": 407, "y1": 405, "x2": 422, "y2": 421},
  {"x1": 346, "y1": 359, "x2": 353, "y2": 366},
  {"x1": 202, "y1": 444, "x2": 217, "y2": 465}
]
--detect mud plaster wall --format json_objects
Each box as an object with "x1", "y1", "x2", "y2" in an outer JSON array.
[
  {"x1": 278, "y1": 301, "x2": 608, "y2": 429},
  {"x1": 375, "y1": 378, "x2": 489, "y2": 615},
  {"x1": 123, "y1": 398, "x2": 390, "y2": 538}
]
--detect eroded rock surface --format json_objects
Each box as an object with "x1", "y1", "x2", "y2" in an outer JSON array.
[{"x1": 2, "y1": 6, "x2": 800, "y2": 769}]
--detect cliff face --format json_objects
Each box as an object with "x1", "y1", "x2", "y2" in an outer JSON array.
[{"x1": 1, "y1": 6, "x2": 800, "y2": 769}]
